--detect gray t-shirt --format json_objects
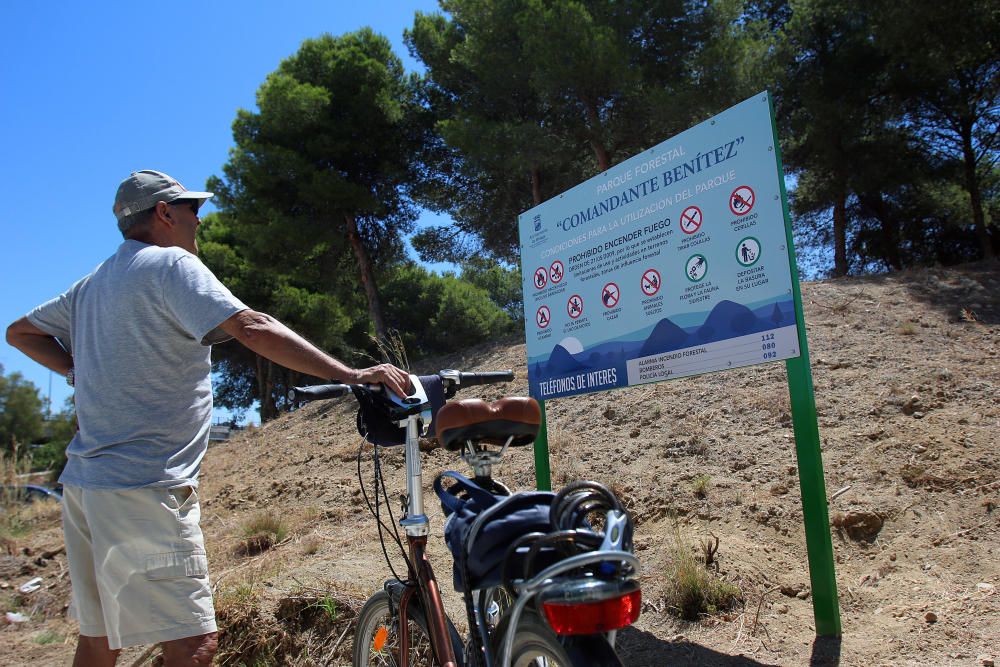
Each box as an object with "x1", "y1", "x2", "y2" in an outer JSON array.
[{"x1": 27, "y1": 240, "x2": 247, "y2": 490}]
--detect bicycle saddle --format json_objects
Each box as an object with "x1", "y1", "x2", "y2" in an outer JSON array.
[{"x1": 436, "y1": 397, "x2": 541, "y2": 450}]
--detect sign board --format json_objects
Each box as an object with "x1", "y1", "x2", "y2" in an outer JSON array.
[{"x1": 520, "y1": 92, "x2": 800, "y2": 400}]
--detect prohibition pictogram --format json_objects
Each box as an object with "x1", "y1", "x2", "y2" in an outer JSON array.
[
  {"x1": 535, "y1": 305, "x2": 551, "y2": 328},
  {"x1": 549, "y1": 260, "x2": 564, "y2": 284},
  {"x1": 686, "y1": 254, "x2": 708, "y2": 282},
  {"x1": 680, "y1": 206, "x2": 703, "y2": 234},
  {"x1": 533, "y1": 266, "x2": 548, "y2": 289},
  {"x1": 729, "y1": 185, "x2": 756, "y2": 216},
  {"x1": 640, "y1": 269, "x2": 661, "y2": 296},
  {"x1": 601, "y1": 282, "x2": 620, "y2": 308},
  {"x1": 567, "y1": 295, "x2": 584, "y2": 319},
  {"x1": 736, "y1": 236, "x2": 761, "y2": 267}
]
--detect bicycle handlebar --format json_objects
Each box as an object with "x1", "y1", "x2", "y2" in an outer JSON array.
[
  {"x1": 288, "y1": 369, "x2": 514, "y2": 405},
  {"x1": 450, "y1": 370, "x2": 515, "y2": 386},
  {"x1": 287, "y1": 383, "x2": 354, "y2": 403}
]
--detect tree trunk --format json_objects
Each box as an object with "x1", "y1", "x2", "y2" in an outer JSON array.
[
  {"x1": 256, "y1": 355, "x2": 278, "y2": 422},
  {"x1": 960, "y1": 121, "x2": 994, "y2": 260},
  {"x1": 582, "y1": 98, "x2": 611, "y2": 171},
  {"x1": 833, "y1": 191, "x2": 849, "y2": 277},
  {"x1": 531, "y1": 166, "x2": 542, "y2": 206},
  {"x1": 862, "y1": 192, "x2": 902, "y2": 271},
  {"x1": 345, "y1": 212, "x2": 387, "y2": 339}
]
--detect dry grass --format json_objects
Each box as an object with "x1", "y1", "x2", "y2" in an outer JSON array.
[
  {"x1": 214, "y1": 576, "x2": 367, "y2": 667},
  {"x1": 237, "y1": 511, "x2": 289, "y2": 556},
  {"x1": 663, "y1": 524, "x2": 742, "y2": 620}
]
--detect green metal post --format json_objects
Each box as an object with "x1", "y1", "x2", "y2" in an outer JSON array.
[
  {"x1": 770, "y1": 92, "x2": 842, "y2": 637},
  {"x1": 533, "y1": 400, "x2": 552, "y2": 491}
]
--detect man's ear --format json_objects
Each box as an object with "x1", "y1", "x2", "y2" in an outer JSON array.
[{"x1": 154, "y1": 201, "x2": 174, "y2": 226}]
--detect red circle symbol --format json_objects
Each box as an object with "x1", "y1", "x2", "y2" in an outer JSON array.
[
  {"x1": 567, "y1": 295, "x2": 584, "y2": 319},
  {"x1": 729, "y1": 185, "x2": 756, "y2": 216},
  {"x1": 535, "y1": 305, "x2": 551, "y2": 328},
  {"x1": 680, "y1": 206, "x2": 703, "y2": 234},
  {"x1": 549, "y1": 260, "x2": 564, "y2": 284},
  {"x1": 640, "y1": 269, "x2": 661, "y2": 296},
  {"x1": 533, "y1": 267, "x2": 548, "y2": 289},
  {"x1": 601, "y1": 282, "x2": 620, "y2": 308}
]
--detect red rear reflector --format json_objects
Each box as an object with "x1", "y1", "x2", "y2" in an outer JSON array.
[{"x1": 542, "y1": 589, "x2": 641, "y2": 635}]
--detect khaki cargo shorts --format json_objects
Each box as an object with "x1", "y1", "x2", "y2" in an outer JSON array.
[{"x1": 61, "y1": 484, "x2": 217, "y2": 650}]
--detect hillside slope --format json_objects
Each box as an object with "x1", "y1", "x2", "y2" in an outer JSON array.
[{"x1": 1, "y1": 262, "x2": 997, "y2": 666}]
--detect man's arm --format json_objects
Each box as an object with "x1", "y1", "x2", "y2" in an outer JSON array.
[
  {"x1": 219, "y1": 310, "x2": 411, "y2": 396},
  {"x1": 5, "y1": 317, "x2": 74, "y2": 375}
]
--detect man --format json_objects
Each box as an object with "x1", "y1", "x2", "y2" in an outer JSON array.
[{"x1": 5, "y1": 170, "x2": 410, "y2": 666}]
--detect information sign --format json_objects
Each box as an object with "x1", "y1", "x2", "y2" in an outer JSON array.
[{"x1": 520, "y1": 92, "x2": 800, "y2": 400}]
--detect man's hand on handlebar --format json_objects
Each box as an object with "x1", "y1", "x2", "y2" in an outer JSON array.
[{"x1": 351, "y1": 364, "x2": 412, "y2": 398}]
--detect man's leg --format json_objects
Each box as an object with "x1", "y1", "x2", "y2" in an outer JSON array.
[
  {"x1": 73, "y1": 634, "x2": 120, "y2": 667},
  {"x1": 161, "y1": 631, "x2": 218, "y2": 666}
]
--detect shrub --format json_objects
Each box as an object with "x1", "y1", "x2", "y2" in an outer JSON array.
[{"x1": 664, "y1": 526, "x2": 742, "y2": 620}]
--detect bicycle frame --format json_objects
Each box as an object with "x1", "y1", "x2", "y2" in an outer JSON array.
[{"x1": 292, "y1": 371, "x2": 640, "y2": 667}]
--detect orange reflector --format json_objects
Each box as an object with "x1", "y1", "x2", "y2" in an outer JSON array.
[
  {"x1": 542, "y1": 588, "x2": 641, "y2": 636},
  {"x1": 373, "y1": 626, "x2": 388, "y2": 652}
]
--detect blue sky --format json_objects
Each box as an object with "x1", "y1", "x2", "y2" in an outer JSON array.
[{"x1": 0, "y1": 1, "x2": 452, "y2": 421}]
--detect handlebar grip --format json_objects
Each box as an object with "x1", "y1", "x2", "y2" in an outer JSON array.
[
  {"x1": 288, "y1": 384, "x2": 352, "y2": 403},
  {"x1": 458, "y1": 370, "x2": 515, "y2": 386}
]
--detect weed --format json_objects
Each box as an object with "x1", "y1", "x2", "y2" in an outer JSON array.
[
  {"x1": 309, "y1": 594, "x2": 338, "y2": 623},
  {"x1": 898, "y1": 321, "x2": 917, "y2": 335},
  {"x1": 959, "y1": 307, "x2": 979, "y2": 323},
  {"x1": 700, "y1": 534, "x2": 720, "y2": 568},
  {"x1": 691, "y1": 474, "x2": 711, "y2": 499},
  {"x1": 237, "y1": 511, "x2": 288, "y2": 556},
  {"x1": 33, "y1": 629, "x2": 64, "y2": 645},
  {"x1": 664, "y1": 525, "x2": 742, "y2": 620},
  {"x1": 300, "y1": 535, "x2": 322, "y2": 556}
]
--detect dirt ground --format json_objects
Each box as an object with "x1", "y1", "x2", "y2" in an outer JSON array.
[{"x1": 1, "y1": 261, "x2": 998, "y2": 666}]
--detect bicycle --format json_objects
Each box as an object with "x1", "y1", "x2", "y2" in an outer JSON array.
[{"x1": 289, "y1": 369, "x2": 641, "y2": 667}]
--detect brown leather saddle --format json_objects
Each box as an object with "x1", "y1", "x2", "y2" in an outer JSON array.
[{"x1": 435, "y1": 397, "x2": 541, "y2": 451}]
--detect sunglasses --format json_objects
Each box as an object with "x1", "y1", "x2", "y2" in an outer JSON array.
[{"x1": 168, "y1": 200, "x2": 200, "y2": 215}]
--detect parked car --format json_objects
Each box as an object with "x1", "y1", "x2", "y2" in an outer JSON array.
[{"x1": 1, "y1": 484, "x2": 63, "y2": 505}]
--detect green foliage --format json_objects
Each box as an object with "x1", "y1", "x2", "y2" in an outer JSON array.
[
  {"x1": 458, "y1": 258, "x2": 524, "y2": 325},
  {"x1": 30, "y1": 400, "x2": 75, "y2": 477},
  {"x1": 0, "y1": 364, "x2": 44, "y2": 453},
  {"x1": 407, "y1": 0, "x2": 771, "y2": 263},
  {"x1": 381, "y1": 263, "x2": 513, "y2": 357},
  {"x1": 205, "y1": 29, "x2": 432, "y2": 418}
]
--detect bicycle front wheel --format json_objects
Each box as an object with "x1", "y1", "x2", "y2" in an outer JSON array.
[{"x1": 353, "y1": 590, "x2": 436, "y2": 667}]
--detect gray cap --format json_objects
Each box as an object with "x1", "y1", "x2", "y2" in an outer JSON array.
[{"x1": 113, "y1": 169, "x2": 213, "y2": 225}]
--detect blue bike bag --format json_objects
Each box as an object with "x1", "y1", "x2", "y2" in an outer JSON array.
[{"x1": 434, "y1": 471, "x2": 555, "y2": 592}]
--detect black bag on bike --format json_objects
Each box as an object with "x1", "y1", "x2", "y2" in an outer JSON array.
[
  {"x1": 355, "y1": 374, "x2": 446, "y2": 446},
  {"x1": 434, "y1": 471, "x2": 555, "y2": 592}
]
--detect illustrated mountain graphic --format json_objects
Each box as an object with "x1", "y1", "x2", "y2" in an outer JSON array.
[
  {"x1": 697, "y1": 300, "x2": 758, "y2": 341},
  {"x1": 638, "y1": 317, "x2": 689, "y2": 357},
  {"x1": 546, "y1": 344, "x2": 588, "y2": 374}
]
